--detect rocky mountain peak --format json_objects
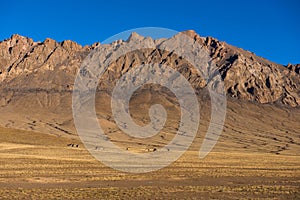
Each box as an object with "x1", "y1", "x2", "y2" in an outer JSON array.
[
  {"x1": 9, "y1": 34, "x2": 33, "y2": 45},
  {"x1": 0, "y1": 31, "x2": 299, "y2": 107},
  {"x1": 182, "y1": 30, "x2": 202, "y2": 41},
  {"x1": 43, "y1": 38, "x2": 57, "y2": 48},
  {"x1": 61, "y1": 40, "x2": 82, "y2": 52},
  {"x1": 287, "y1": 63, "x2": 300, "y2": 74},
  {"x1": 127, "y1": 32, "x2": 145, "y2": 42}
]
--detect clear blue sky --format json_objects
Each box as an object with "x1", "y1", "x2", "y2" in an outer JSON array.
[{"x1": 1, "y1": 0, "x2": 299, "y2": 65}]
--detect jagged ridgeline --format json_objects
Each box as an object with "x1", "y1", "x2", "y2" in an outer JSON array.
[{"x1": 0, "y1": 31, "x2": 299, "y2": 108}]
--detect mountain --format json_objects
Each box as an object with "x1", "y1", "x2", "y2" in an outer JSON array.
[
  {"x1": 0, "y1": 31, "x2": 299, "y2": 139},
  {"x1": 0, "y1": 31, "x2": 299, "y2": 108}
]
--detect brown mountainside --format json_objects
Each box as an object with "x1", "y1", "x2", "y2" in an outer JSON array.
[
  {"x1": 0, "y1": 31, "x2": 299, "y2": 108},
  {"x1": 0, "y1": 31, "x2": 299, "y2": 158},
  {"x1": 1, "y1": 32, "x2": 300, "y2": 199}
]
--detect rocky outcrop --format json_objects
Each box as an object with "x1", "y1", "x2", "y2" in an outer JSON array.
[
  {"x1": 0, "y1": 31, "x2": 299, "y2": 107},
  {"x1": 287, "y1": 63, "x2": 300, "y2": 75},
  {"x1": 199, "y1": 34, "x2": 300, "y2": 106}
]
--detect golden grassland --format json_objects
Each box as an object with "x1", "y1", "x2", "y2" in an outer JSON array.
[
  {"x1": 0, "y1": 126, "x2": 299, "y2": 199},
  {"x1": 0, "y1": 91, "x2": 300, "y2": 199}
]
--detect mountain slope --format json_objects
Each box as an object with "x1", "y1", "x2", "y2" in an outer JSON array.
[
  {"x1": 0, "y1": 31, "x2": 299, "y2": 157},
  {"x1": 0, "y1": 31, "x2": 299, "y2": 108}
]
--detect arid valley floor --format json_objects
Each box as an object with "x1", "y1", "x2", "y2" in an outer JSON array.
[{"x1": 1, "y1": 100, "x2": 299, "y2": 199}]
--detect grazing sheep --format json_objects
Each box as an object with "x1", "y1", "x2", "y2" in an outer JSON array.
[
  {"x1": 95, "y1": 146, "x2": 104, "y2": 150},
  {"x1": 146, "y1": 148, "x2": 157, "y2": 152},
  {"x1": 67, "y1": 143, "x2": 79, "y2": 148}
]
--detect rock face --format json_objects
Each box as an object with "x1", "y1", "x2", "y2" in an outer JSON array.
[
  {"x1": 287, "y1": 63, "x2": 300, "y2": 75},
  {"x1": 201, "y1": 35, "x2": 300, "y2": 107},
  {"x1": 0, "y1": 31, "x2": 299, "y2": 108}
]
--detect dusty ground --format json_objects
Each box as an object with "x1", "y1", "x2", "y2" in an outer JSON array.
[
  {"x1": 0, "y1": 90, "x2": 300, "y2": 199},
  {"x1": 0, "y1": 121, "x2": 299, "y2": 199}
]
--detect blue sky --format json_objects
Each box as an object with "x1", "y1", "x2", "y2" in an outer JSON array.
[{"x1": 1, "y1": 0, "x2": 299, "y2": 65}]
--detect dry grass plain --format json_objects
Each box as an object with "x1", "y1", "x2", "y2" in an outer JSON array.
[
  {"x1": 0, "y1": 129, "x2": 299, "y2": 199},
  {"x1": 0, "y1": 91, "x2": 300, "y2": 199}
]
